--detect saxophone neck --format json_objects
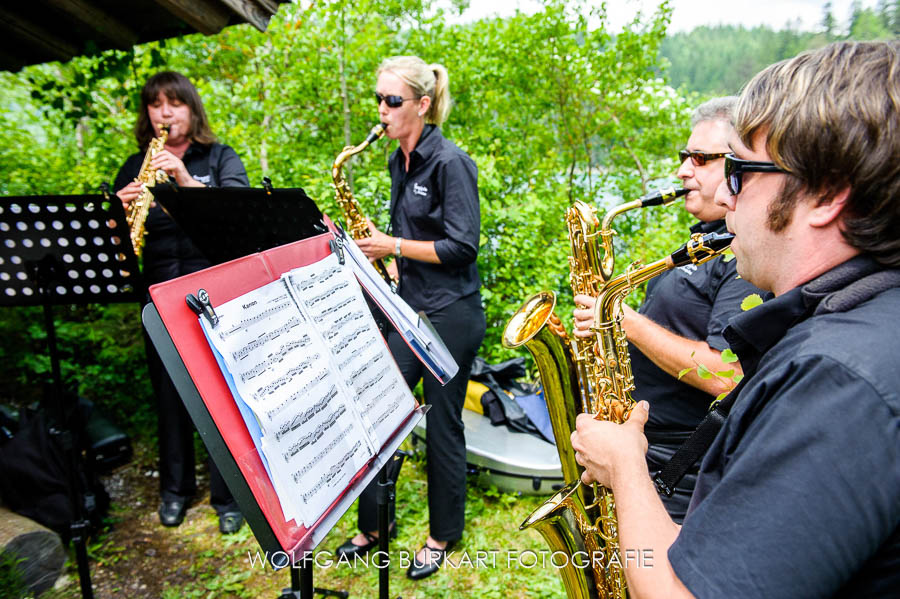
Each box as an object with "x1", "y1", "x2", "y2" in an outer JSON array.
[
  {"x1": 597, "y1": 188, "x2": 686, "y2": 282},
  {"x1": 332, "y1": 123, "x2": 387, "y2": 181}
]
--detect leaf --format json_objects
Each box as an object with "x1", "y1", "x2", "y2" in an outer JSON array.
[
  {"x1": 697, "y1": 364, "x2": 712, "y2": 379},
  {"x1": 715, "y1": 391, "x2": 730, "y2": 402},
  {"x1": 714, "y1": 369, "x2": 734, "y2": 378},
  {"x1": 677, "y1": 367, "x2": 693, "y2": 380},
  {"x1": 721, "y1": 348, "x2": 738, "y2": 363},
  {"x1": 733, "y1": 374, "x2": 744, "y2": 383},
  {"x1": 741, "y1": 293, "x2": 764, "y2": 311}
]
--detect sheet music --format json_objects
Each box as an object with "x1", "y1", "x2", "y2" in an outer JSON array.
[
  {"x1": 199, "y1": 252, "x2": 416, "y2": 528},
  {"x1": 200, "y1": 277, "x2": 366, "y2": 526},
  {"x1": 283, "y1": 253, "x2": 415, "y2": 448}
]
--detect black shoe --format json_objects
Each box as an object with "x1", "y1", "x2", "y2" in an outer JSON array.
[
  {"x1": 158, "y1": 500, "x2": 187, "y2": 527},
  {"x1": 335, "y1": 532, "x2": 379, "y2": 559},
  {"x1": 406, "y1": 541, "x2": 454, "y2": 581},
  {"x1": 335, "y1": 526, "x2": 396, "y2": 559},
  {"x1": 219, "y1": 511, "x2": 244, "y2": 534}
]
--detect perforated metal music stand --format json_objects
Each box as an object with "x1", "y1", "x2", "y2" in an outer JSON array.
[
  {"x1": 0, "y1": 193, "x2": 142, "y2": 599},
  {"x1": 152, "y1": 185, "x2": 327, "y2": 265}
]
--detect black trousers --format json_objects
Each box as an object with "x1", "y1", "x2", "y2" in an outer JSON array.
[
  {"x1": 356, "y1": 293, "x2": 485, "y2": 542},
  {"x1": 144, "y1": 331, "x2": 237, "y2": 514}
]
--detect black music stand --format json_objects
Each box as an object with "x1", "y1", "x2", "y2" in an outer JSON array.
[
  {"x1": 152, "y1": 185, "x2": 327, "y2": 264},
  {"x1": 0, "y1": 193, "x2": 142, "y2": 599}
]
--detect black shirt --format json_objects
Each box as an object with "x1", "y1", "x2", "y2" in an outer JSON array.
[
  {"x1": 113, "y1": 142, "x2": 248, "y2": 284},
  {"x1": 630, "y1": 219, "x2": 761, "y2": 437},
  {"x1": 388, "y1": 125, "x2": 480, "y2": 314},
  {"x1": 670, "y1": 258, "x2": 900, "y2": 598}
]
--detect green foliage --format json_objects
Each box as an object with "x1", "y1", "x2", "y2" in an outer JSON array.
[
  {"x1": 0, "y1": 550, "x2": 29, "y2": 599},
  {"x1": 661, "y1": 7, "x2": 899, "y2": 96},
  {"x1": 1, "y1": 0, "x2": 696, "y2": 406}
]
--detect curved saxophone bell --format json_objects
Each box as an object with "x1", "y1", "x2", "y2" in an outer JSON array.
[{"x1": 502, "y1": 291, "x2": 585, "y2": 486}]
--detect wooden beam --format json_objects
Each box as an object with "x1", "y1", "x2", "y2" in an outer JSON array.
[
  {"x1": 0, "y1": 6, "x2": 79, "y2": 62},
  {"x1": 152, "y1": 0, "x2": 232, "y2": 36},
  {"x1": 45, "y1": 0, "x2": 139, "y2": 49},
  {"x1": 218, "y1": 0, "x2": 279, "y2": 32}
]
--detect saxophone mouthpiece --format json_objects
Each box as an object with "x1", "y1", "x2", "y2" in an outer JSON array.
[
  {"x1": 639, "y1": 187, "x2": 688, "y2": 207},
  {"x1": 366, "y1": 123, "x2": 387, "y2": 144},
  {"x1": 668, "y1": 231, "x2": 734, "y2": 267}
]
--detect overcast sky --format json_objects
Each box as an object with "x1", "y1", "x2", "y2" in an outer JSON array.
[{"x1": 453, "y1": 0, "x2": 878, "y2": 32}]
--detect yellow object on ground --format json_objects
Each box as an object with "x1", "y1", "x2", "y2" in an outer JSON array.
[{"x1": 464, "y1": 380, "x2": 489, "y2": 414}]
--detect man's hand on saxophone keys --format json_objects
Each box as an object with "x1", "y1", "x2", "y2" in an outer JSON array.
[
  {"x1": 571, "y1": 401, "x2": 650, "y2": 489},
  {"x1": 573, "y1": 293, "x2": 596, "y2": 338}
]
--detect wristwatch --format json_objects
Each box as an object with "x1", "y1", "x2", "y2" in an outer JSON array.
[{"x1": 394, "y1": 237, "x2": 403, "y2": 257}]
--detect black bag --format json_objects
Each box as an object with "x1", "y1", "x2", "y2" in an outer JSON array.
[
  {"x1": 0, "y1": 403, "x2": 109, "y2": 543},
  {"x1": 470, "y1": 357, "x2": 543, "y2": 438}
]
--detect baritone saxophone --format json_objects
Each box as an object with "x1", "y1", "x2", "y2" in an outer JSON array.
[
  {"x1": 502, "y1": 187, "x2": 687, "y2": 491},
  {"x1": 520, "y1": 229, "x2": 733, "y2": 599}
]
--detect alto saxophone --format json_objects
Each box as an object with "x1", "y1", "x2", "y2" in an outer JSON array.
[
  {"x1": 126, "y1": 124, "x2": 170, "y2": 258},
  {"x1": 520, "y1": 230, "x2": 733, "y2": 599},
  {"x1": 331, "y1": 123, "x2": 396, "y2": 287}
]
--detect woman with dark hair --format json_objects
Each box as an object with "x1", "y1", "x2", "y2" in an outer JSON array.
[
  {"x1": 113, "y1": 71, "x2": 249, "y2": 534},
  {"x1": 337, "y1": 55, "x2": 485, "y2": 581}
]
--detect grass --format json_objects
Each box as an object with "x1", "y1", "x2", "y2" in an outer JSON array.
[{"x1": 42, "y1": 438, "x2": 567, "y2": 598}]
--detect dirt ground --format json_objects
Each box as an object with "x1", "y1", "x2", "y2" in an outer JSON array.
[{"x1": 45, "y1": 446, "x2": 250, "y2": 599}]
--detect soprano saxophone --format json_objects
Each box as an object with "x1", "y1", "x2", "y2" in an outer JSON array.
[
  {"x1": 331, "y1": 123, "x2": 396, "y2": 287},
  {"x1": 126, "y1": 124, "x2": 170, "y2": 258}
]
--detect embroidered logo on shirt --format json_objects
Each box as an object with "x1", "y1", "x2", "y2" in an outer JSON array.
[
  {"x1": 678, "y1": 264, "x2": 698, "y2": 275},
  {"x1": 413, "y1": 182, "x2": 429, "y2": 197},
  {"x1": 193, "y1": 174, "x2": 211, "y2": 184}
]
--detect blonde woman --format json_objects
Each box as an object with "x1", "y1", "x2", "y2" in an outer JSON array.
[{"x1": 345, "y1": 55, "x2": 485, "y2": 580}]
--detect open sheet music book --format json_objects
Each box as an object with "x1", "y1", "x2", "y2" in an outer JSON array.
[{"x1": 198, "y1": 251, "x2": 417, "y2": 528}]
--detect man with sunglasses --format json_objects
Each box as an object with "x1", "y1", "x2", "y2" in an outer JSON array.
[
  {"x1": 573, "y1": 97, "x2": 761, "y2": 522},
  {"x1": 571, "y1": 41, "x2": 900, "y2": 598}
]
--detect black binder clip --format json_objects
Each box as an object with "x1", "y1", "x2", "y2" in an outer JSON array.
[
  {"x1": 186, "y1": 288, "x2": 219, "y2": 328},
  {"x1": 99, "y1": 182, "x2": 110, "y2": 200},
  {"x1": 329, "y1": 232, "x2": 345, "y2": 265},
  {"x1": 262, "y1": 176, "x2": 274, "y2": 195}
]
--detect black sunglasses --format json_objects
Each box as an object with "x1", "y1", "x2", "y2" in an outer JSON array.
[
  {"x1": 374, "y1": 92, "x2": 415, "y2": 108},
  {"x1": 724, "y1": 154, "x2": 788, "y2": 195},
  {"x1": 679, "y1": 149, "x2": 729, "y2": 167}
]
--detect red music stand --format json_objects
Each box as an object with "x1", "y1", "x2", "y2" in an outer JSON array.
[{"x1": 142, "y1": 231, "x2": 425, "y2": 598}]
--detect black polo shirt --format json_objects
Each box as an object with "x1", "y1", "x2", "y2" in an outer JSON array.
[
  {"x1": 670, "y1": 257, "x2": 900, "y2": 598},
  {"x1": 388, "y1": 125, "x2": 480, "y2": 314},
  {"x1": 113, "y1": 142, "x2": 248, "y2": 284},
  {"x1": 630, "y1": 219, "x2": 761, "y2": 438}
]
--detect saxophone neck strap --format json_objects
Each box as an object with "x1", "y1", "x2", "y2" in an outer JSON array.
[{"x1": 652, "y1": 377, "x2": 746, "y2": 497}]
